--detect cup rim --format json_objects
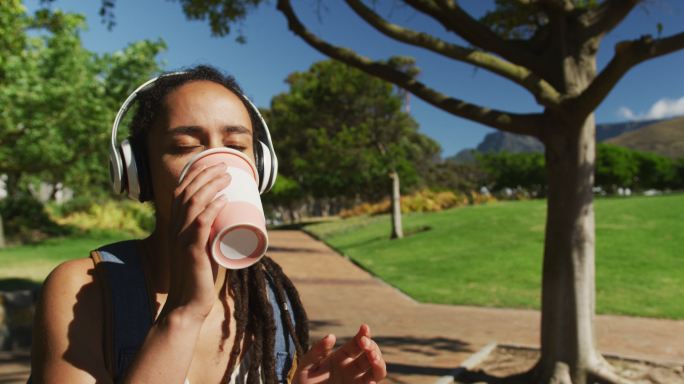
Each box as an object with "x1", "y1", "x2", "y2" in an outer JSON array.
[
  {"x1": 178, "y1": 147, "x2": 258, "y2": 184},
  {"x1": 211, "y1": 223, "x2": 269, "y2": 269}
]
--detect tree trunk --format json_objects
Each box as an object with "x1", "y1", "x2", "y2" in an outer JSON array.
[
  {"x1": 5, "y1": 172, "x2": 21, "y2": 199},
  {"x1": 0, "y1": 214, "x2": 5, "y2": 248},
  {"x1": 389, "y1": 170, "x2": 403, "y2": 239},
  {"x1": 536, "y1": 113, "x2": 623, "y2": 384}
]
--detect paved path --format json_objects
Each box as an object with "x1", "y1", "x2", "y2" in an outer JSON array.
[
  {"x1": 268, "y1": 230, "x2": 684, "y2": 383},
  {"x1": 2, "y1": 230, "x2": 683, "y2": 383}
]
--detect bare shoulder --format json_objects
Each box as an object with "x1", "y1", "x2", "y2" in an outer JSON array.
[
  {"x1": 43, "y1": 257, "x2": 98, "y2": 298},
  {"x1": 38, "y1": 258, "x2": 100, "y2": 323},
  {"x1": 31, "y1": 257, "x2": 110, "y2": 383}
]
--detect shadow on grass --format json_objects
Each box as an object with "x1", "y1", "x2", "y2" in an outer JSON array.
[{"x1": 0, "y1": 278, "x2": 42, "y2": 292}]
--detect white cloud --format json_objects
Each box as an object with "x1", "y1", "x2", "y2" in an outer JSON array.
[
  {"x1": 617, "y1": 96, "x2": 684, "y2": 121},
  {"x1": 617, "y1": 106, "x2": 636, "y2": 120}
]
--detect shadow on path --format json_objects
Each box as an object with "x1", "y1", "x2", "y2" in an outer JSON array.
[
  {"x1": 268, "y1": 246, "x2": 320, "y2": 254},
  {"x1": 0, "y1": 279, "x2": 41, "y2": 292},
  {"x1": 0, "y1": 351, "x2": 30, "y2": 384},
  {"x1": 308, "y1": 319, "x2": 343, "y2": 331},
  {"x1": 387, "y1": 362, "x2": 454, "y2": 377},
  {"x1": 374, "y1": 336, "x2": 472, "y2": 355}
]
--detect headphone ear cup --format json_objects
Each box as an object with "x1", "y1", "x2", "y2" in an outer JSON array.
[
  {"x1": 119, "y1": 139, "x2": 140, "y2": 200},
  {"x1": 129, "y1": 136, "x2": 153, "y2": 202},
  {"x1": 109, "y1": 156, "x2": 124, "y2": 194},
  {"x1": 254, "y1": 139, "x2": 264, "y2": 191},
  {"x1": 258, "y1": 141, "x2": 276, "y2": 194}
]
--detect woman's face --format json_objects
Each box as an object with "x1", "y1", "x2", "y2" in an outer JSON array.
[{"x1": 146, "y1": 80, "x2": 256, "y2": 223}]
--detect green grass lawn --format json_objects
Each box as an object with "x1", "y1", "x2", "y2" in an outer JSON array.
[
  {"x1": 0, "y1": 230, "x2": 133, "y2": 289},
  {"x1": 306, "y1": 194, "x2": 684, "y2": 319}
]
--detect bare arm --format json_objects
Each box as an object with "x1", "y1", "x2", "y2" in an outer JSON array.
[
  {"x1": 120, "y1": 162, "x2": 230, "y2": 383},
  {"x1": 32, "y1": 163, "x2": 230, "y2": 384}
]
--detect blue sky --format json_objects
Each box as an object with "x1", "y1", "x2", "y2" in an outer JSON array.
[{"x1": 26, "y1": 1, "x2": 684, "y2": 157}]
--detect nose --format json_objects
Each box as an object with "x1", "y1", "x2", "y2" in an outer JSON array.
[{"x1": 207, "y1": 135, "x2": 225, "y2": 150}]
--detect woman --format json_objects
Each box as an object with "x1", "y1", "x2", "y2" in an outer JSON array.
[{"x1": 30, "y1": 65, "x2": 387, "y2": 383}]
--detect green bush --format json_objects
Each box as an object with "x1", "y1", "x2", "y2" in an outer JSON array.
[
  {"x1": 477, "y1": 152, "x2": 545, "y2": 194},
  {"x1": 635, "y1": 152, "x2": 677, "y2": 190},
  {"x1": 47, "y1": 195, "x2": 94, "y2": 217},
  {"x1": 339, "y1": 189, "x2": 473, "y2": 218},
  {"x1": 0, "y1": 194, "x2": 71, "y2": 243},
  {"x1": 51, "y1": 200, "x2": 155, "y2": 236},
  {"x1": 596, "y1": 144, "x2": 638, "y2": 190}
]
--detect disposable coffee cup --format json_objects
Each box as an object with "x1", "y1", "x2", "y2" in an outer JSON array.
[{"x1": 178, "y1": 147, "x2": 268, "y2": 269}]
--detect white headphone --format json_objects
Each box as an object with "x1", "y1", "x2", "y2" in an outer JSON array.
[{"x1": 109, "y1": 71, "x2": 278, "y2": 201}]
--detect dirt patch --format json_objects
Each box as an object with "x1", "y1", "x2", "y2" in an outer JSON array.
[{"x1": 458, "y1": 346, "x2": 684, "y2": 383}]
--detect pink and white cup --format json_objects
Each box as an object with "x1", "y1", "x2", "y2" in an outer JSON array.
[{"x1": 178, "y1": 147, "x2": 268, "y2": 269}]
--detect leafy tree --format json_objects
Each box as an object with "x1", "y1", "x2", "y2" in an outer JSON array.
[
  {"x1": 676, "y1": 157, "x2": 684, "y2": 189},
  {"x1": 595, "y1": 144, "x2": 638, "y2": 191},
  {"x1": 0, "y1": 2, "x2": 164, "y2": 200},
  {"x1": 0, "y1": 1, "x2": 163, "y2": 245},
  {"x1": 634, "y1": 151, "x2": 677, "y2": 190},
  {"x1": 261, "y1": 173, "x2": 304, "y2": 223},
  {"x1": 478, "y1": 151, "x2": 546, "y2": 194},
  {"x1": 267, "y1": 60, "x2": 440, "y2": 238},
  {"x1": 91, "y1": 0, "x2": 684, "y2": 382}
]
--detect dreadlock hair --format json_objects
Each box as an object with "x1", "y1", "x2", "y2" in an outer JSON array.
[
  {"x1": 129, "y1": 65, "x2": 310, "y2": 383},
  {"x1": 223, "y1": 258, "x2": 310, "y2": 383}
]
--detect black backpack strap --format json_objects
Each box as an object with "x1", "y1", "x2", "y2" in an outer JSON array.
[{"x1": 92, "y1": 240, "x2": 154, "y2": 382}]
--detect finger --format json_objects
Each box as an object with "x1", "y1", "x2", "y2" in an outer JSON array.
[
  {"x1": 172, "y1": 163, "x2": 227, "y2": 226},
  {"x1": 178, "y1": 174, "x2": 231, "y2": 234},
  {"x1": 355, "y1": 324, "x2": 372, "y2": 352},
  {"x1": 359, "y1": 323, "x2": 372, "y2": 339},
  {"x1": 352, "y1": 368, "x2": 377, "y2": 384},
  {"x1": 179, "y1": 163, "x2": 230, "y2": 206},
  {"x1": 333, "y1": 327, "x2": 366, "y2": 365},
  {"x1": 366, "y1": 348, "x2": 387, "y2": 382},
  {"x1": 360, "y1": 337, "x2": 381, "y2": 356},
  {"x1": 300, "y1": 334, "x2": 336, "y2": 371},
  {"x1": 348, "y1": 349, "x2": 372, "y2": 375},
  {"x1": 176, "y1": 162, "x2": 226, "y2": 196},
  {"x1": 188, "y1": 195, "x2": 228, "y2": 249}
]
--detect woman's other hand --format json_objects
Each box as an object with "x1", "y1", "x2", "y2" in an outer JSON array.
[{"x1": 294, "y1": 324, "x2": 387, "y2": 384}]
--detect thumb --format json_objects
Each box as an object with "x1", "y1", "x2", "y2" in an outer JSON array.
[{"x1": 300, "y1": 334, "x2": 336, "y2": 371}]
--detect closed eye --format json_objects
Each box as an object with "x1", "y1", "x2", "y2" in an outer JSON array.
[
  {"x1": 227, "y1": 145, "x2": 247, "y2": 151},
  {"x1": 171, "y1": 145, "x2": 201, "y2": 154}
]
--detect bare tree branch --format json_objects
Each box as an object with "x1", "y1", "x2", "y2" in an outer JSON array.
[
  {"x1": 575, "y1": 31, "x2": 684, "y2": 118},
  {"x1": 539, "y1": 0, "x2": 575, "y2": 12},
  {"x1": 345, "y1": 0, "x2": 561, "y2": 107},
  {"x1": 276, "y1": 0, "x2": 544, "y2": 137},
  {"x1": 404, "y1": 0, "x2": 541, "y2": 73},
  {"x1": 580, "y1": 0, "x2": 640, "y2": 37}
]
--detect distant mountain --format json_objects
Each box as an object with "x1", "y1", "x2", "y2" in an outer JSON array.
[
  {"x1": 606, "y1": 116, "x2": 684, "y2": 158},
  {"x1": 447, "y1": 149, "x2": 478, "y2": 164},
  {"x1": 476, "y1": 131, "x2": 544, "y2": 153},
  {"x1": 596, "y1": 118, "x2": 660, "y2": 141},
  {"x1": 447, "y1": 117, "x2": 671, "y2": 163}
]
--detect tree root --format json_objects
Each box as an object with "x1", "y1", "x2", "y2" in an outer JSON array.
[
  {"x1": 587, "y1": 360, "x2": 634, "y2": 384},
  {"x1": 549, "y1": 362, "x2": 572, "y2": 384},
  {"x1": 455, "y1": 354, "x2": 635, "y2": 384}
]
